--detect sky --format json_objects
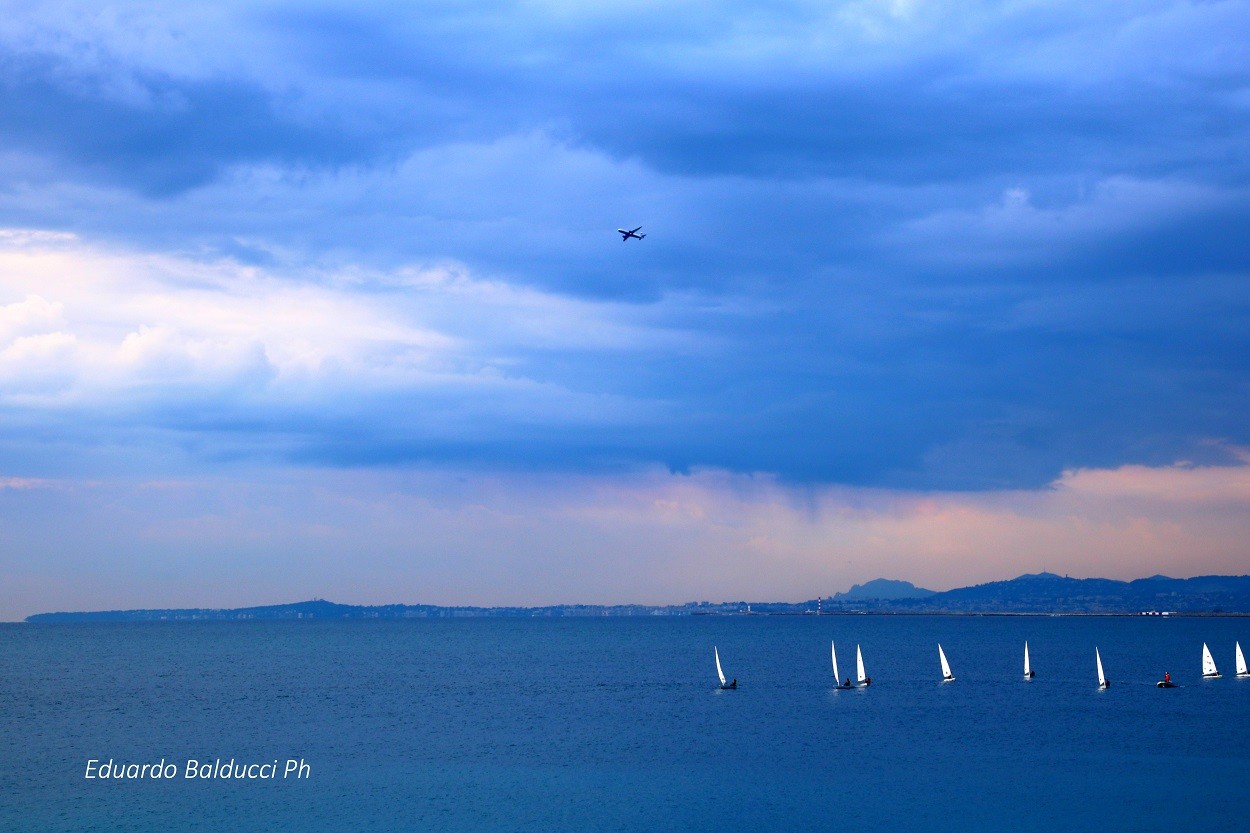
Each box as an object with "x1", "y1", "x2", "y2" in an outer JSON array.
[{"x1": 2, "y1": 0, "x2": 1249, "y2": 619}]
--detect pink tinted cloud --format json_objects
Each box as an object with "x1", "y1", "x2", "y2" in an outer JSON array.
[{"x1": 4, "y1": 454, "x2": 1250, "y2": 619}]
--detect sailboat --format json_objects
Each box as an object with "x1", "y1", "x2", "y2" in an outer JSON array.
[
  {"x1": 1023, "y1": 641, "x2": 1035, "y2": 679},
  {"x1": 831, "y1": 642, "x2": 853, "y2": 689},
  {"x1": 938, "y1": 644, "x2": 955, "y2": 682},
  {"x1": 1096, "y1": 647, "x2": 1110, "y2": 690},
  {"x1": 1236, "y1": 642, "x2": 1249, "y2": 678},
  {"x1": 714, "y1": 647, "x2": 737, "y2": 689},
  {"x1": 856, "y1": 644, "x2": 871, "y2": 686},
  {"x1": 1202, "y1": 642, "x2": 1221, "y2": 678}
]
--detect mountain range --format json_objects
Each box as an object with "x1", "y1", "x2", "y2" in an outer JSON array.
[
  {"x1": 884, "y1": 572, "x2": 1250, "y2": 614},
  {"x1": 23, "y1": 573, "x2": 1250, "y2": 622}
]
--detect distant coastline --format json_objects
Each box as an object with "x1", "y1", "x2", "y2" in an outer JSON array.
[{"x1": 24, "y1": 572, "x2": 1250, "y2": 622}]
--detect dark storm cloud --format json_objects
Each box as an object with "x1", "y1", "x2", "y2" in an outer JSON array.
[
  {"x1": 9, "y1": 2, "x2": 1247, "y2": 194},
  {"x1": 1, "y1": 0, "x2": 1249, "y2": 490},
  {"x1": 0, "y1": 51, "x2": 381, "y2": 194}
]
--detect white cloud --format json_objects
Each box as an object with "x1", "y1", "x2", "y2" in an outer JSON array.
[
  {"x1": 0, "y1": 294, "x2": 67, "y2": 341},
  {"x1": 0, "y1": 228, "x2": 690, "y2": 419},
  {"x1": 896, "y1": 176, "x2": 1241, "y2": 268}
]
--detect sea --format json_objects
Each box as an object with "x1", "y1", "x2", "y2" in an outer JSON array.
[{"x1": 1, "y1": 614, "x2": 1247, "y2": 832}]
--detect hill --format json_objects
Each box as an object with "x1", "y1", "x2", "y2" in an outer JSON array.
[{"x1": 832, "y1": 578, "x2": 935, "y2": 600}]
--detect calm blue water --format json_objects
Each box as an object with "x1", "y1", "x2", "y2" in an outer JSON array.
[{"x1": 2, "y1": 615, "x2": 1247, "y2": 832}]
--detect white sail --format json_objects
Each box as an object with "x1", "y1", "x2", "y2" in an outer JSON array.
[
  {"x1": 1024, "y1": 641, "x2": 1032, "y2": 678},
  {"x1": 1202, "y1": 642, "x2": 1220, "y2": 678},
  {"x1": 938, "y1": 644, "x2": 954, "y2": 681},
  {"x1": 831, "y1": 641, "x2": 841, "y2": 682},
  {"x1": 856, "y1": 644, "x2": 867, "y2": 685},
  {"x1": 1096, "y1": 647, "x2": 1107, "y2": 688},
  {"x1": 714, "y1": 647, "x2": 726, "y2": 687},
  {"x1": 1236, "y1": 642, "x2": 1248, "y2": 677}
]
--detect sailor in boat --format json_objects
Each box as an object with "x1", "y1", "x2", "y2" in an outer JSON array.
[
  {"x1": 727, "y1": 678, "x2": 737, "y2": 689},
  {"x1": 864, "y1": 676, "x2": 872, "y2": 686},
  {"x1": 844, "y1": 678, "x2": 852, "y2": 688},
  {"x1": 1164, "y1": 671, "x2": 1171, "y2": 684}
]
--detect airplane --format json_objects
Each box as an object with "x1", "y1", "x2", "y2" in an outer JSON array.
[{"x1": 617, "y1": 226, "x2": 646, "y2": 241}]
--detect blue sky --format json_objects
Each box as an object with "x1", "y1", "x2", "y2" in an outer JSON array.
[{"x1": 2, "y1": 1, "x2": 1249, "y2": 618}]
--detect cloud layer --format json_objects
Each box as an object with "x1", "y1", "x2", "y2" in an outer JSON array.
[{"x1": 1, "y1": 1, "x2": 1248, "y2": 615}]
